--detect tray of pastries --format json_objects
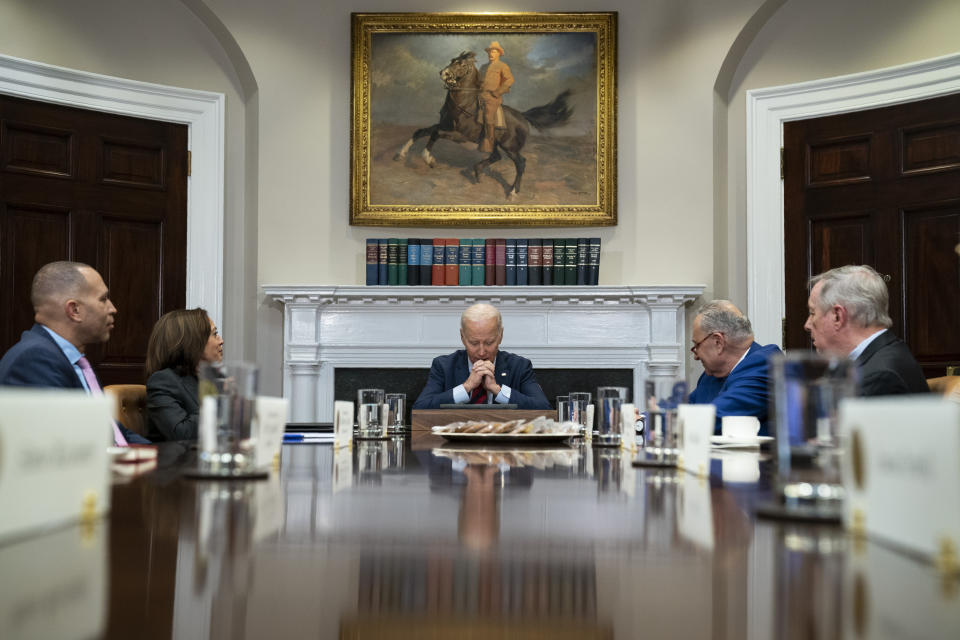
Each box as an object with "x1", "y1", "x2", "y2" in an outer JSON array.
[{"x1": 431, "y1": 417, "x2": 579, "y2": 443}]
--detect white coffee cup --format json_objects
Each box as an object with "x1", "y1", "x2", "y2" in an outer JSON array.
[{"x1": 721, "y1": 415, "x2": 761, "y2": 438}]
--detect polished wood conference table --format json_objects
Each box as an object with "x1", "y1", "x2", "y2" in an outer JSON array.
[{"x1": 3, "y1": 436, "x2": 957, "y2": 639}]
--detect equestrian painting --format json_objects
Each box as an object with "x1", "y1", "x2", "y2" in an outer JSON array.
[{"x1": 351, "y1": 13, "x2": 617, "y2": 226}]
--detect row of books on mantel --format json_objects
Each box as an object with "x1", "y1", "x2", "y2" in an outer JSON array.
[{"x1": 365, "y1": 238, "x2": 601, "y2": 286}]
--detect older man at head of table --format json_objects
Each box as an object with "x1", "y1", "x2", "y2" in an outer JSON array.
[
  {"x1": 805, "y1": 264, "x2": 928, "y2": 396},
  {"x1": 412, "y1": 303, "x2": 550, "y2": 410},
  {"x1": 0, "y1": 260, "x2": 150, "y2": 443},
  {"x1": 688, "y1": 300, "x2": 782, "y2": 435}
]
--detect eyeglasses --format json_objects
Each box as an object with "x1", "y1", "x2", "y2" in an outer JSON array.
[{"x1": 690, "y1": 332, "x2": 718, "y2": 355}]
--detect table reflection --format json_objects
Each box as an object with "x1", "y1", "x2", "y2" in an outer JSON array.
[{"x1": 81, "y1": 438, "x2": 960, "y2": 639}]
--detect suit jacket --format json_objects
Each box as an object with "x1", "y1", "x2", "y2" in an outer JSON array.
[
  {"x1": 856, "y1": 330, "x2": 929, "y2": 396},
  {"x1": 0, "y1": 323, "x2": 150, "y2": 443},
  {"x1": 413, "y1": 349, "x2": 550, "y2": 410},
  {"x1": 0, "y1": 323, "x2": 84, "y2": 388},
  {"x1": 146, "y1": 368, "x2": 200, "y2": 442},
  {"x1": 689, "y1": 342, "x2": 782, "y2": 436}
]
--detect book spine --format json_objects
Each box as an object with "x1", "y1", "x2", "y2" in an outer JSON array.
[
  {"x1": 495, "y1": 238, "x2": 506, "y2": 286},
  {"x1": 419, "y1": 239, "x2": 433, "y2": 285},
  {"x1": 564, "y1": 239, "x2": 578, "y2": 285},
  {"x1": 471, "y1": 238, "x2": 485, "y2": 286},
  {"x1": 541, "y1": 239, "x2": 553, "y2": 286},
  {"x1": 407, "y1": 238, "x2": 420, "y2": 286},
  {"x1": 576, "y1": 238, "x2": 587, "y2": 285},
  {"x1": 553, "y1": 239, "x2": 565, "y2": 285},
  {"x1": 398, "y1": 239, "x2": 408, "y2": 286},
  {"x1": 484, "y1": 239, "x2": 495, "y2": 286},
  {"x1": 516, "y1": 239, "x2": 528, "y2": 286},
  {"x1": 445, "y1": 238, "x2": 459, "y2": 286},
  {"x1": 587, "y1": 237, "x2": 601, "y2": 286},
  {"x1": 365, "y1": 239, "x2": 378, "y2": 285},
  {"x1": 528, "y1": 239, "x2": 542, "y2": 286},
  {"x1": 505, "y1": 239, "x2": 517, "y2": 286},
  {"x1": 378, "y1": 239, "x2": 389, "y2": 285},
  {"x1": 458, "y1": 239, "x2": 472, "y2": 286},
  {"x1": 387, "y1": 239, "x2": 399, "y2": 286},
  {"x1": 432, "y1": 238, "x2": 445, "y2": 285}
]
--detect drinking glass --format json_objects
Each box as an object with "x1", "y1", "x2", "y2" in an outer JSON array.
[
  {"x1": 356, "y1": 388, "x2": 385, "y2": 438},
  {"x1": 384, "y1": 393, "x2": 406, "y2": 434},
  {"x1": 642, "y1": 378, "x2": 687, "y2": 456},
  {"x1": 556, "y1": 395, "x2": 570, "y2": 422},
  {"x1": 771, "y1": 352, "x2": 857, "y2": 516},
  {"x1": 568, "y1": 392, "x2": 592, "y2": 437},
  {"x1": 198, "y1": 361, "x2": 259, "y2": 476},
  {"x1": 596, "y1": 395, "x2": 622, "y2": 447}
]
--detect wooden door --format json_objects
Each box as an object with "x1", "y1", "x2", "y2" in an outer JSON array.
[
  {"x1": 0, "y1": 94, "x2": 187, "y2": 385},
  {"x1": 784, "y1": 92, "x2": 960, "y2": 377}
]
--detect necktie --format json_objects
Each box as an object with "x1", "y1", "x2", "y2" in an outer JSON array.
[
  {"x1": 77, "y1": 356, "x2": 128, "y2": 447},
  {"x1": 470, "y1": 386, "x2": 488, "y2": 404}
]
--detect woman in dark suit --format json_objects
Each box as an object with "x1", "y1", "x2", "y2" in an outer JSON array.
[{"x1": 144, "y1": 308, "x2": 224, "y2": 441}]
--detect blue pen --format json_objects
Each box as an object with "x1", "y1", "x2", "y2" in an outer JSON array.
[{"x1": 283, "y1": 433, "x2": 334, "y2": 442}]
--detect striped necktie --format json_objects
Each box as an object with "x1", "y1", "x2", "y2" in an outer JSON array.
[{"x1": 77, "y1": 356, "x2": 128, "y2": 447}]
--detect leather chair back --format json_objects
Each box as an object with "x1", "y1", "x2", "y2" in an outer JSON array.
[{"x1": 104, "y1": 384, "x2": 148, "y2": 437}]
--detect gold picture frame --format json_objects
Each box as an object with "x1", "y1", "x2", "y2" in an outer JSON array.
[{"x1": 350, "y1": 12, "x2": 617, "y2": 227}]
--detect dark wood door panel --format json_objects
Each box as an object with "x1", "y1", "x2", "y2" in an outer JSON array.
[
  {"x1": 0, "y1": 204, "x2": 73, "y2": 347},
  {"x1": 0, "y1": 93, "x2": 187, "y2": 385},
  {"x1": 902, "y1": 204, "x2": 960, "y2": 371},
  {"x1": 808, "y1": 212, "x2": 874, "y2": 274}
]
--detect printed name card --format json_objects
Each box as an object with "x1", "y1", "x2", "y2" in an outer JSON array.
[
  {"x1": 840, "y1": 396, "x2": 960, "y2": 572},
  {"x1": 676, "y1": 403, "x2": 715, "y2": 477},
  {"x1": 334, "y1": 400, "x2": 354, "y2": 448},
  {"x1": 0, "y1": 390, "x2": 112, "y2": 542},
  {"x1": 253, "y1": 396, "x2": 288, "y2": 470}
]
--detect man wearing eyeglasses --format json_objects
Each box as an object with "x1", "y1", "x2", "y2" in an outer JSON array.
[{"x1": 688, "y1": 300, "x2": 782, "y2": 435}]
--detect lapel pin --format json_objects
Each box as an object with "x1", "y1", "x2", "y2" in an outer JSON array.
[{"x1": 501, "y1": 372, "x2": 506, "y2": 376}]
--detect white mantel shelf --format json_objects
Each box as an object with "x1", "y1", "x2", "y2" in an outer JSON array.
[{"x1": 263, "y1": 285, "x2": 706, "y2": 422}]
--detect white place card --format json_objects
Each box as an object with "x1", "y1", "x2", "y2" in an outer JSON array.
[
  {"x1": 676, "y1": 403, "x2": 716, "y2": 477},
  {"x1": 620, "y1": 403, "x2": 638, "y2": 452},
  {"x1": 0, "y1": 520, "x2": 106, "y2": 640},
  {"x1": 840, "y1": 396, "x2": 960, "y2": 570},
  {"x1": 253, "y1": 396, "x2": 288, "y2": 470},
  {"x1": 333, "y1": 400, "x2": 354, "y2": 449},
  {"x1": 0, "y1": 390, "x2": 112, "y2": 542}
]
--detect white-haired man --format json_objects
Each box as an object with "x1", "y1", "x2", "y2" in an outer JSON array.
[
  {"x1": 413, "y1": 303, "x2": 550, "y2": 409},
  {"x1": 805, "y1": 265, "x2": 928, "y2": 396},
  {"x1": 688, "y1": 300, "x2": 782, "y2": 435}
]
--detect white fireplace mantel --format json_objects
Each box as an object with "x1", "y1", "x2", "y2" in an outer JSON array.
[{"x1": 263, "y1": 285, "x2": 705, "y2": 422}]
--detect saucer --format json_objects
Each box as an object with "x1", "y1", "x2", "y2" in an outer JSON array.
[{"x1": 710, "y1": 435, "x2": 773, "y2": 449}]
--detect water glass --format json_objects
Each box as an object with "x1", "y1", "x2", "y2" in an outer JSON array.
[
  {"x1": 597, "y1": 386, "x2": 629, "y2": 402},
  {"x1": 642, "y1": 378, "x2": 687, "y2": 455},
  {"x1": 385, "y1": 393, "x2": 406, "y2": 434},
  {"x1": 596, "y1": 395, "x2": 622, "y2": 446},
  {"x1": 198, "y1": 361, "x2": 259, "y2": 476},
  {"x1": 357, "y1": 388, "x2": 385, "y2": 437},
  {"x1": 556, "y1": 395, "x2": 570, "y2": 422},
  {"x1": 568, "y1": 392, "x2": 592, "y2": 437},
  {"x1": 771, "y1": 352, "x2": 857, "y2": 512}
]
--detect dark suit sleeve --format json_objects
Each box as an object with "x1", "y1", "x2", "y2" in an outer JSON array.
[
  {"x1": 0, "y1": 347, "x2": 79, "y2": 388},
  {"x1": 146, "y1": 370, "x2": 199, "y2": 441},
  {"x1": 503, "y1": 357, "x2": 551, "y2": 410},
  {"x1": 858, "y1": 369, "x2": 911, "y2": 397},
  {"x1": 412, "y1": 357, "x2": 457, "y2": 409}
]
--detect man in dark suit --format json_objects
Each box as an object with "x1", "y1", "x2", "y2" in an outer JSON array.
[
  {"x1": 805, "y1": 265, "x2": 928, "y2": 396},
  {"x1": 688, "y1": 300, "x2": 782, "y2": 435},
  {"x1": 413, "y1": 303, "x2": 550, "y2": 410},
  {"x1": 0, "y1": 261, "x2": 149, "y2": 443}
]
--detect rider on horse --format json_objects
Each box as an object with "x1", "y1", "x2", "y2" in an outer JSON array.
[{"x1": 478, "y1": 41, "x2": 514, "y2": 153}]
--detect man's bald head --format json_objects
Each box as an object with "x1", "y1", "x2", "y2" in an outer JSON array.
[{"x1": 31, "y1": 261, "x2": 92, "y2": 314}]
